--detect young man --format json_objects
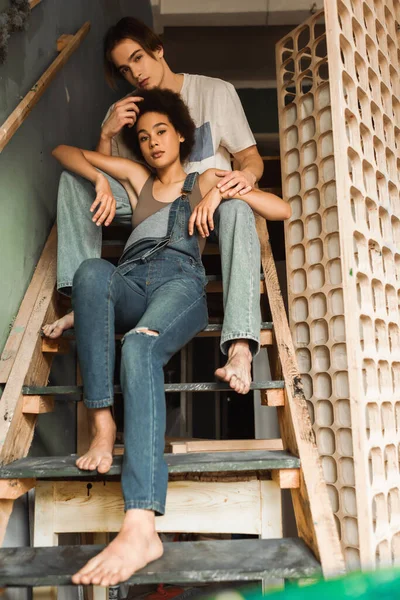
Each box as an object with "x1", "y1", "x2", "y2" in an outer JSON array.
[{"x1": 48, "y1": 17, "x2": 264, "y2": 397}]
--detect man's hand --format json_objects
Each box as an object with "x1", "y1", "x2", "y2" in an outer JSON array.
[
  {"x1": 215, "y1": 169, "x2": 256, "y2": 197},
  {"x1": 188, "y1": 187, "x2": 223, "y2": 238},
  {"x1": 90, "y1": 174, "x2": 116, "y2": 227},
  {"x1": 101, "y1": 96, "x2": 143, "y2": 141}
]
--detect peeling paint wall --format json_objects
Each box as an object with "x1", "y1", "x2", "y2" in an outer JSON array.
[{"x1": 0, "y1": 0, "x2": 152, "y2": 355}]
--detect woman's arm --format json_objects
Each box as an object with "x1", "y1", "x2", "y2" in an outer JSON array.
[
  {"x1": 52, "y1": 145, "x2": 150, "y2": 226},
  {"x1": 52, "y1": 145, "x2": 149, "y2": 195},
  {"x1": 191, "y1": 169, "x2": 291, "y2": 237}
]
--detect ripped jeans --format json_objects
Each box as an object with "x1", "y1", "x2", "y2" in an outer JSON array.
[{"x1": 72, "y1": 253, "x2": 208, "y2": 514}]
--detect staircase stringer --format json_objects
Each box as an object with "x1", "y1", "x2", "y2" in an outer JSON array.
[
  {"x1": 256, "y1": 215, "x2": 345, "y2": 578},
  {"x1": 0, "y1": 225, "x2": 60, "y2": 544}
]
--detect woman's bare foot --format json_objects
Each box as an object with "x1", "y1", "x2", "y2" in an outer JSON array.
[
  {"x1": 76, "y1": 408, "x2": 116, "y2": 474},
  {"x1": 72, "y1": 509, "x2": 163, "y2": 586},
  {"x1": 215, "y1": 340, "x2": 252, "y2": 395},
  {"x1": 42, "y1": 311, "x2": 74, "y2": 339}
]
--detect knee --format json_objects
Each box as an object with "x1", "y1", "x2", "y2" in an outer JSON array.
[
  {"x1": 73, "y1": 258, "x2": 113, "y2": 295},
  {"x1": 218, "y1": 199, "x2": 254, "y2": 224}
]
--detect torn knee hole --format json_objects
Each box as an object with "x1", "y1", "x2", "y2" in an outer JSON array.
[{"x1": 134, "y1": 327, "x2": 159, "y2": 337}]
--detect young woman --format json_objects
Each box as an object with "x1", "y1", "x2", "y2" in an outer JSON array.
[{"x1": 46, "y1": 88, "x2": 291, "y2": 587}]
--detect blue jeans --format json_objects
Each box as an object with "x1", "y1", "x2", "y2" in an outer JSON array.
[
  {"x1": 72, "y1": 254, "x2": 208, "y2": 514},
  {"x1": 57, "y1": 171, "x2": 261, "y2": 355}
]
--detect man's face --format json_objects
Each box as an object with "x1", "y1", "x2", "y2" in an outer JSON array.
[{"x1": 111, "y1": 39, "x2": 164, "y2": 89}]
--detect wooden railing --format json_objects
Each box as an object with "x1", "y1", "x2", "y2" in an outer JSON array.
[{"x1": 0, "y1": 21, "x2": 90, "y2": 153}]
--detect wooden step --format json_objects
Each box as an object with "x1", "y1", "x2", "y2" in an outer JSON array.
[
  {"x1": 0, "y1": 450, "x2": 300, "y2": 479},
  {"x1": 41, "y1": 321, "x2": 274, "y2": 353},
  {"x1": 0, "y1": 538, "x2": 321, "y2": 587},
  {"x1": 22, "y1": 381, "x2": 285, "y2": 397}
]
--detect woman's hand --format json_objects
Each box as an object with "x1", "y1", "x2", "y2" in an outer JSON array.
[
  {"x1": 188, "y1": 187, "x2": 223, "y2": 238},
  {"x1": 90, "y1": 174, "x2": 116, "y2": 227}
]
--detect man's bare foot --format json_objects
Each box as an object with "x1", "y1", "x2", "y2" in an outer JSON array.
[
  {"x1": 72, "y1": 509, "x2": 163, "y2": 587},
  {"x1": 215, "y1": 340, "x2": 252, "y2": 395},
  {"x1": 42, "y1": 311, "x2": 74, "y2": 339},
  {"x1": 76, "y1": 408, "x2": 116, "y2": 474}
]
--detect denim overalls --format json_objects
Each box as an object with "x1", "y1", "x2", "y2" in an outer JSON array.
[{"x1": 72, "y1": 172, "x2": 208, "y2": 514}]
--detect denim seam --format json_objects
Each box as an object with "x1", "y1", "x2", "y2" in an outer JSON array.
[
  {"x1": 84, "y1": 397, "x2": 114, "y2": 408},
  {"x1": 247, "y1": 207, "x2": 254, "y2": 337},
  {"x1": 124, "y1": 499, "x2": 165, "y2": 514},
  {"x1": 220, "y1": 332, "x2": 260, "y2": 356}
]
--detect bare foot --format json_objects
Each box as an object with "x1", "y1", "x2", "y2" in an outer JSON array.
[
  {"x1": 72, "y1": 509, "x2": 163, "y2": 586},
  {"x1": 42, "y1": 311, "x2": 74, "y2": 339},
  {"x1": 76, "y1": 408, "x2": 116, "y2": 474},
  {"x1": 215, "y1": 340, "x2": 252, "y2": 395}
]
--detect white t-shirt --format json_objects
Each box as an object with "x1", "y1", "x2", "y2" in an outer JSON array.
[{"x1": 104, "y1": 73, "x2": 256, "y2": 174}]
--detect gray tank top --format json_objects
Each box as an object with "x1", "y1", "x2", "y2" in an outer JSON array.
[{"x1": 124, "y1": 174, "x2": 206, "y2": 254}]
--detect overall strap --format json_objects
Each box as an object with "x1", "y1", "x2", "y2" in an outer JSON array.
[{"x1": 182, "y1": 172, "x2": 199, "y2": 195}]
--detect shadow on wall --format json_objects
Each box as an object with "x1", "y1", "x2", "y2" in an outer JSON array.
[{"x1": 0, "y1": 0, "x2": 152, "y2": 356}]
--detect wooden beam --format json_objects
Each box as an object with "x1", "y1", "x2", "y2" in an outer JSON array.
[
  {"x1": 56, "y1": 34, "x2": 74, "y2": 53},
  {"x1": 41, "y1": 337, "x2": 70, "y2": 354},
  {"x1": 0, "y1": 229, "x2": 60, "y2": 474},
  {"x1": 272, "y1": 469, "x2": 300, "y2": 489},
  {"x1": 0, "y1": 227, "x2": 57, "y2": 384},
  {"x1": 0, "y1": 479, "x2": 36, "y2": 500},
  {"x1": 256, "y1": 215, "x2": 345, "y2": 577},
  {"x1": 0, "y1": 22, "x2": 90, "y2": 153},
  {"x1": 262, "y1": 389, "x2": 285, "y2": 407},
  {"x1": 22, "y1": 396, "x2": 54, "y2": 414},
  {"x1": 169, "y1": 439, "x2": 284, "y2": 454}
]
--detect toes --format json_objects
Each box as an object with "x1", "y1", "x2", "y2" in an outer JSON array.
[{"x1": 98, "y1": 456, "x2": 113, "y2": 474}]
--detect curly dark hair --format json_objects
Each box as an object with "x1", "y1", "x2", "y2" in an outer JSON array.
[{"x1": 122, "y1": 88, "x2": 196, "y2": 164}]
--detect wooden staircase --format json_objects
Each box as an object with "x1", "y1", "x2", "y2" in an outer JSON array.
[{"x1": 0, "y1": 216, "x2": 345, "y2": 594}]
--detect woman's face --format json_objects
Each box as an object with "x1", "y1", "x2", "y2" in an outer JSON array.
[{"x1": 136, "y1": 112, "x2": 183, "y2": 169}]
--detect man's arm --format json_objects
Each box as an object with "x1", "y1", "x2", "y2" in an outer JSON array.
[
  {"x1": 96, "y1": 96, "x2": 143, "y2": 156},
  {"x1": 215, "y1": 145, "x2": 264, "y2": 198}
]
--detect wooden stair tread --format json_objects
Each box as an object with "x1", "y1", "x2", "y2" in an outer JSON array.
[
  {"x1": 60, "y1": 321, "x2": 274, "y2": 339},
  {"x1": 22, "y1": 381, "x2": 285, "y2": 396},
  {"x1": 0, "y1": 450, "x2": 300, "y2": 479},
  {"x1": 0, "y1": 538, "x2": 320, "y2": 587}
]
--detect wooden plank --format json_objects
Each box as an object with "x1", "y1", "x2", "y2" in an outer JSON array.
[
  {"x1": 0, "y1": 22, "x2": 90, "y2": 153},
  {"x1": 22, "y1": 381, "x2": 285, "y2": 396},
  {"x1": 33, "y1": 482, "x2": 57, "y2": 600},
  {"x1": 22, "y1": 396, "x2": 54, "y2": 415},
  {"x1": 41, "y1": 337, "x2": 70, "y2": 354},
  {"x1": 170, "y1": 439, "x2": 284, "y2": 454},
  {"x1": 0, "y1": 501, "x2": 14, "y2": 555},
  {"x1": 272, "y1": 469, "x2": 300, "y2": 490},
  {"x1": 0, "y1": 450, "x2": 300, "y2": 479},
  {"x1": 0, "y1": 538, "x2": 321, "y2": 587},
  {"x1": 39, "y1": 479, "x2": 264, "y2": 535},
  {"x1": 264, "y1": 389, "x2": 285, "y2": 407},
  {"x1": 0, "y1": 479, "x2": 35, "y2": 500},
  {"x1": 256, "y1": 215, "x2": 345, "y2": 577},
  {"x1": 0, "y1": 228, "x2": 60, "y2": 495},
  {"x1": 0, "y1": 226, "x2": 57, "y2": 384}
]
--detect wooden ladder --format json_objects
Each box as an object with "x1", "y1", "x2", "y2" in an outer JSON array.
[{"x1": 0, "y1": 216, "x2": 345, "y2": 595}]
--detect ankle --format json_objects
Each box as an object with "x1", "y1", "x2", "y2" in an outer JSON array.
[
  {"x1": 123, "y1": 509, "x2": 157, "y2": 532},
  {"x1": 90, "y1": 408, "x2": 116, "y2": 433},
  {"x1": 228, "y1": 340, "x2": 252, "y2": 361}
]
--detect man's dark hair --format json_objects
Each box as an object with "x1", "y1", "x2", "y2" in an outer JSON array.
[
  {"x1": 122, "y1": 88, "x2": 196, "y2": 164},
  {"x1": 104, "y1": 17, "x2": 163, "y2": 89}
]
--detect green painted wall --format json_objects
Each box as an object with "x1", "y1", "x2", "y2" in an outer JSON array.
[{"x1": 0, "y1": 0, "x2": 152, "y2": 355}]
